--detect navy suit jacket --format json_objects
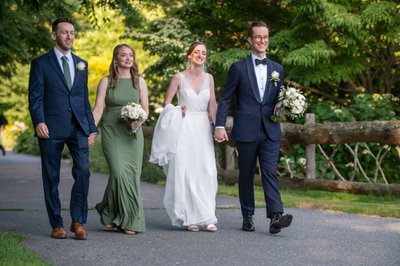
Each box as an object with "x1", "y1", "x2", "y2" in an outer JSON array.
[
  {"x1": 216, "y1": 55, "x2": 284, "y2": 142},
  {"x1": 29, "y1": 49, "x2": 96, "y2": 139}
]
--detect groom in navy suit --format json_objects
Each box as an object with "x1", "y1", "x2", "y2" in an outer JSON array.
[
  {"x1": 29, "y1": 18, "x2": 97, "y2": 240},
  {"x1": 215, "y1": 21, "x2": 292, "y2": 234}
]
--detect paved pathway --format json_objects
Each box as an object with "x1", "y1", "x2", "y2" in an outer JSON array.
[{"x1": 0, "y1": 152, "x2": 399, "y2": 265}]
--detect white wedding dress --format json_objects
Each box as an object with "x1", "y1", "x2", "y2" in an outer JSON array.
[{"x1": 150, "y1": 72, "x2": 218, "y2": 227}]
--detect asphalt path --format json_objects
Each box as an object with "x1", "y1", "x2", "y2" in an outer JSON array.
[{"x1": 1, "y1": 152, "x2": 399, "y2": 266}]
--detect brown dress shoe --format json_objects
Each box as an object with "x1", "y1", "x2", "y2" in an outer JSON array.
[
  {"x1": 70, "y1": 222, "x2": 88, "y2": 240},
  {"x1": 51, "y1": 227, "x2": 67, "y2": 239}
]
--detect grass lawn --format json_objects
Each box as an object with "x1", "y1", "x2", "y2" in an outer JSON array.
[
  {"x1": 0, "y1": 231, "x2": 50, "y2": 266},
  {"x1": 218, "y1": 184, "x2": 400, "y2": 218}
]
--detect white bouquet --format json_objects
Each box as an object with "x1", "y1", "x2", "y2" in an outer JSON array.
[
  {"x1": 120, "y1": 102, "x2": 148, "y2": 135},
  {"x1": 271, "y1": 84, "x2": 307, "y2": 122}
]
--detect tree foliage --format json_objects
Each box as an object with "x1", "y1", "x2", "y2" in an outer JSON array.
[
  {"x1": 124, "y1": 0, "x2": 400, "y2": 98},
  {"x1": 127, "y1": 18, "x2": 198, "y2": 94},
  {"x1": 0, "y1": 1, "x2": 156, "y2": 127},
  {"x1": 0, "y1": 0, "x2": 76, "y2": 79}
]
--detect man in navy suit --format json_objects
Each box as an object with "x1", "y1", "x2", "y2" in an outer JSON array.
[
  {"x1": 29, "y1": 18, "x2": 97, "y2": 240},
  {"x1": 214, "y1": 21, "x2": 292, "y2": 234}
]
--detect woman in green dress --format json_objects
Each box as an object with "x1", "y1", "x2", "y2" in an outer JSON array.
[{"x1": 92, "y1": 44, "x2": 149, "y2": 235}]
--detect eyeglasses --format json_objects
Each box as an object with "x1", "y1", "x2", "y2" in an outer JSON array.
[{"x1": 251, "y1": 36, "x2": 269, "y2": 42}]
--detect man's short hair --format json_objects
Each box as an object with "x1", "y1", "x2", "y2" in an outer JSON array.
[
  {"x1": 52, "y1": 18, "x2": 74, "y2": 32},
  {"x1": 248, "y1": 21, "x2": 269, "y2": 37}
]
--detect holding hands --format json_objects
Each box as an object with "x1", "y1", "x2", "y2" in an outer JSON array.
[
  {"x1": 88, "y1": 133, "x2": 96, "y2": 147},
  {"x1": 214, "y1": 127, "x2": 229, "y2": 143}
]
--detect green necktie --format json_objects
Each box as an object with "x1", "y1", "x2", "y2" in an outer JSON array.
[{"x1": 61, "y1": 56, "x2": 72, "y2": 90}]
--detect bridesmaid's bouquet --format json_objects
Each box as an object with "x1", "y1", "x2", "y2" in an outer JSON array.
[
  {"x1": 271, "y1": 84, "x2": 307, "y2": 122},
  {"x1": 120, "y1": 102, "x2": 148, "y2": 136}
]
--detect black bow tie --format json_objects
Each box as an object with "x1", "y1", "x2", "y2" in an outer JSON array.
[{"x1": 255, "y1": 58, "x2": 267, "y2": 66}]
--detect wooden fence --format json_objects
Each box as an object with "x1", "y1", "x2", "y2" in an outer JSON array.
[{"x1": 143, "y1": 116, "x2": 400, "y2": 195}]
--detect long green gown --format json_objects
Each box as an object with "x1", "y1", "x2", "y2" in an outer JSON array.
[{"x1": 95, "y1": 77, "x2": 145, "y2": 232}]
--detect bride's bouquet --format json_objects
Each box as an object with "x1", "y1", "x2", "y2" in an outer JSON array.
[
  {"x1": 120, "y1": 102, "x2": 148, "y2": 135},
  {"x1": 271, "y1": 84, "x2": 307, "y2": 122}
]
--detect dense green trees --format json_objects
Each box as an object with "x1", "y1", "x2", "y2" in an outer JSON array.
[
  {"x1": 0, "y1": 0, "x2": 77, "y2": 79},
  {"x1": 127, "y1": 0, "x2": 400, "y2": 102},
  {"x1": 0, "y1": 0, "x2": 155, "y2": 126},
  {"x1": 1, "y1": 0, "x2": 398, "y2": 111},
  {"x1": 0, "y1": 0, "x2": 75, "y2": 126}
]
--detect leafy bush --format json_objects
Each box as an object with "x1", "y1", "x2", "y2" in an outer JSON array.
[
  {"x1": 89, "y1": 136, "x2": 109, "y2": 174},
  {"x1": 14, "y1": 128, "x2": 39, "y2": 155},
  {"x1": 141, "y1": 163, "x2": 165, "y2": 184}
]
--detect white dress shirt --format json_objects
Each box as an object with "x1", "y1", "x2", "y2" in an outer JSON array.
[
  {"x1": 54, "y1": 48, "x2": 75, "y2": 85},
  {"x1": 251, "y1": 53, "x2": 267, "y2": 99}
]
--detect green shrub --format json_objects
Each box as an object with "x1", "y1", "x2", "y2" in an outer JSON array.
[
  {"x1": 14, "y1": 128, "x2": 39, "y2": 155},
  {"x1": 89, "y1": 135, "x2": 109, "y2": 174},
  {"x1": 141, "y1": 163, "x2": 165, "y2": 184}
]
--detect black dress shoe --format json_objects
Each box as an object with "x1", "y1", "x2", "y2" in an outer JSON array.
[
  {"x1": 269, "y1": 213, "x2": 293, "y2": 234},
  {"x1": 242, "y1": 216, "x2": 255, "y2": 231}
]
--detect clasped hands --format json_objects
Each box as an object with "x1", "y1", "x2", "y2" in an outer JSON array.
[{"x1": 214, "y1": 127, "x2": 229, "y2": 143}]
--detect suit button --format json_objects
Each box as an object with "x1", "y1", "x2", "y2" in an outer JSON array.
[{"x1": 68, "y1": 108, "x2": 72, "y2": 111}]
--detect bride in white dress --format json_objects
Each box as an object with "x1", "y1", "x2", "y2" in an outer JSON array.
[{"x1": 150, "y1": 42, "x2": 218, "y2": 232}]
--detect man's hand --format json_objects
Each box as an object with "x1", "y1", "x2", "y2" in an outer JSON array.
[
  {"x1": 88, "y1": 133, "x2": 96, "y2": 147},
  {"x1": 36, "y1": 123, "x2": 49, "y2": 139},
  {"x1": 214, "y1": 127, "x2": 229, "y2": 143}
]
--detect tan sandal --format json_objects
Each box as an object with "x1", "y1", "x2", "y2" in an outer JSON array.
[
  {"x1": 203, "y1": 224, "x2": 217, "y2": 232},
  {"x1": 105, "y1": 224, "x2": 116, "y2": 230},
  {"x1": 123, "y1": 229, "x2": 136, "y2": 235},
  {"x1": 188, "y1": 225, "x2": 200, "y2": 232}
]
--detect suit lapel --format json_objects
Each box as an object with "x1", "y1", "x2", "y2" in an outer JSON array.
[
  {"x1": 246, "y1": 56, "x2": 262, "y2": 103},
  {"x1": 262, "y1": 58, "x2": 275, "y2": 103},
  {"x1": 71, "y1": 54, "x2": 79, "y2": 91},
  {"x1": 47, "y1": 49, "x2": 71, "y2": 92}
]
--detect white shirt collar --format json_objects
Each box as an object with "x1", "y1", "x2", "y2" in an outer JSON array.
[
  {"x1": 251, "y1": 53, "x2": 267, "y2": 68},
  {"x1": 53, "y1": 47, "x2": 73, "y2": 62},
  {"x1": 251, "y1": 53, "x2": 266, "y2": 61}
]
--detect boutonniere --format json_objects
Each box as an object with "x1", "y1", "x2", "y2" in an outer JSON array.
[
  {"x1": 76, "y1": 62, "x2": 86, "y2": 71},
  {"x1": 270, "y1": 71, "x2": 280, "y2": 86}
]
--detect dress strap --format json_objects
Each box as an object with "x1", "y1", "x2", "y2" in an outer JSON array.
[
  {"x1": 135, "y1": 75, "x2": 140, "y2": 91},
  {"x1": 178, "y1": 72, "x2": 184, "y2": 90},
  {"x1": 204, "y1": 73, "x2": 210, "y2": 91}
]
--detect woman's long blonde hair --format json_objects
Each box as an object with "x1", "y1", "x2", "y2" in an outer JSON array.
[{"x1": 109, "y1": 44, "x2": 139, "y2": 89}]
